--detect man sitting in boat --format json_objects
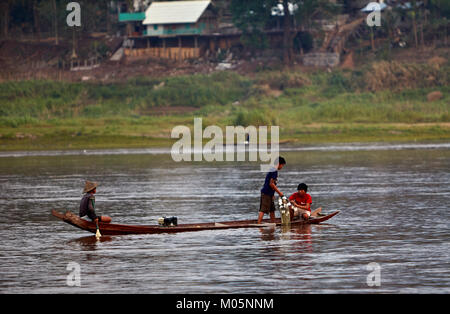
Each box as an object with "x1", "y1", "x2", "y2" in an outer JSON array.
[
  {"x1": 257, "y1": 156, "x2": 286, "y2": 224},
  {"x1": 288, "y1": 183, "x2": 312, "y2": 220},
  {"x1": 79, "y1": 181, "x2": 111, "y2": 224}
]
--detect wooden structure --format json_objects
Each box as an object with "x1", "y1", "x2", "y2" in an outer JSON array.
[
  {"x1": 303, "y1": 16, "x2": 366, "y2": 68},
  {"x1": 51, "y1": 210, "x2": 340, "y2": 236},
  {"x1": 321, "y1": 17, "x2": 366, "y2": 53},
  {"x1": 124, "y1": 47, "x2": 200, "y2": 60},
  {"x1": 122, "y1": 0, "x2": 231, "y2": 61}
]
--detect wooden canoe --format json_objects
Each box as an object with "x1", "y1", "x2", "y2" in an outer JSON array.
[{"x1": 51, "y1": 209, "x2": 340, "y2": 236}]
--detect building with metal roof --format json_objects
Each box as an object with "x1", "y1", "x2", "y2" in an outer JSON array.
[
  {"x1": 143, "y1": 0, "x2": 211, "y2": 25},
  {"x1": 142, "y1": 0, "x2": 214, "y2": 37}
]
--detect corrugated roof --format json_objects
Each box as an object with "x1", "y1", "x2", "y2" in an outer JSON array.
[
  {"x1": 361, "y1": 2, "x2": 387, "y2": 12},
  {"x1": 143, "y1": 1, "x2": 211, "y2": 25}
]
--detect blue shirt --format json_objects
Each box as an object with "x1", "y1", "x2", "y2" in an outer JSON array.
[{"x1": 261, "y1": 170, "x2": 278, "y2": 196}]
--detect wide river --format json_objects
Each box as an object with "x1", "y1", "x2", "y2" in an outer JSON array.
[{"x1": 0, "y1": 143, "x2": 449, "y2": 293}]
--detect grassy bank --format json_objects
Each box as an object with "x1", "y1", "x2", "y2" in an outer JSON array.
[
  {"x1": 1, "y1": 120, "x2": 448, "y2": 151},
  {"x1": 0, "y1": 62, "x2": 449, "y2": 151}
]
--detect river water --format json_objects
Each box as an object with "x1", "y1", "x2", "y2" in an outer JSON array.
[{"x1": 0, "y1": 143, "x2": 449, "y2": 294}]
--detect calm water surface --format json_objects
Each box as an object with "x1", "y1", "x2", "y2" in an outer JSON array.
[{"x1": 0, "y1": 143, "x2": 449, "y2": 293}]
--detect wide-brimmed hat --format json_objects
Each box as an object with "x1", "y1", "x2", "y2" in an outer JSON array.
[{"x1": 83, "y1": 181, "x2": 98, "y2": 193}]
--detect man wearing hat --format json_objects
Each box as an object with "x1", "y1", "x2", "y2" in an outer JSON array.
[{"x1": 79, "y1": 181, "x2": 111, "y2": 223}]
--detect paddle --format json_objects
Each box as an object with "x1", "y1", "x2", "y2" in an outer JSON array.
[{"x1": 95, "y1": 219, "x2": 101, "y2": 239}]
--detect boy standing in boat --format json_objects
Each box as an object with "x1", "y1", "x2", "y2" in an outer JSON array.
[
  {"x1": 257, "y1": 156, "x2": 286, "y2": 224},
  {"x1": 79, "y1": 181, "x2": 111, "y2": 224},
  {"x1": 289, "y1": 183, "x2": 312, "y2": 220}
]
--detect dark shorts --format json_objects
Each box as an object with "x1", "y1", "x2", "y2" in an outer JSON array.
[{"x1": 259, "y1": 193, "x2": 276, "y2": 214}]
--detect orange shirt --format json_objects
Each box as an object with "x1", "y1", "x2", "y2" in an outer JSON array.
[{"x1": 289, "y1": 192, "x2": 312, "y2": 212}]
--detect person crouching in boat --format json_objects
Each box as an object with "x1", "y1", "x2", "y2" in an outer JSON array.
[
  {"x1": 288, "y1": 183, "x2": 312, "y2": 221},
  {"x1": 257, "y1": 156, "x2": 286, "y2": 224},
  {"x1": 79, "y1": 181, "x2": 111, "y2": 224}
]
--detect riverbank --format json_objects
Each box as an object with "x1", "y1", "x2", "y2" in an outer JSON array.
[
  {"x1": 0, "y1": 58, "x2": 448, "y2": 151},
  {"x1": 1, "y1": 120, "x2": 449, "y2": 151}
]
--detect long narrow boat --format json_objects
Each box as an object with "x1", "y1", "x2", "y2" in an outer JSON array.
[{"x1": 51, "y1": 209, "x2": 339, "y2": 236}]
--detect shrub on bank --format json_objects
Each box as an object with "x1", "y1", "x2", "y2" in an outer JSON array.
[{"x1": 0, "y1": 61, "x2": 448, "y2": 128}]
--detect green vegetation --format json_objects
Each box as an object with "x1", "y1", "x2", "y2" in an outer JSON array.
[
  {"x1": 0, "y1": 62, "x2": 449, "y2": 151},
  {"x1": 0, "y1": 72, "x2": 252, "y2": 119}
]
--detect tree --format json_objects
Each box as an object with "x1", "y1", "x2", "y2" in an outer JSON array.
[
  {"x1": 281, "y1": 0, "x2": 293, "y2": 65},
  {"x1": 1, "y1": 0, "x2": 13, "y2": 38},
  {"x1": 427, "y1": 0, "x2": 450, "y2": 45},
  {"x1": 33, "y1": 0, "x2": 41, "y2": 40},
  {"x1": 230, "y1": 0, "x2": 277, "y2": 52},
  {"x1": 282, "y1": 0, "x2": 340, "y2": 64},
  {"x1": 126, "y1": 0, "x2": 134, "y2": 37},
  {"x1": 52, "y1": 0, "x2": 58, "y2": 44},
  {"x1": 231, "y1": 0, "x2": 339, "y2": 64}
]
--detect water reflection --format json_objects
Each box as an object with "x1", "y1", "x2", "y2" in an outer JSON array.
[
  {"x1": 69, "y1": 235, "x2": 114, "y2": 250},
  {"x1": 290, "y1": 224, "x2": 313, "y2": 253},
  {"x1": 258, "y1": 225, "x2": 277, "y2": 241},
  {"x1": 260, "y1": 223, "x2": 317, "y2": 252}
]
